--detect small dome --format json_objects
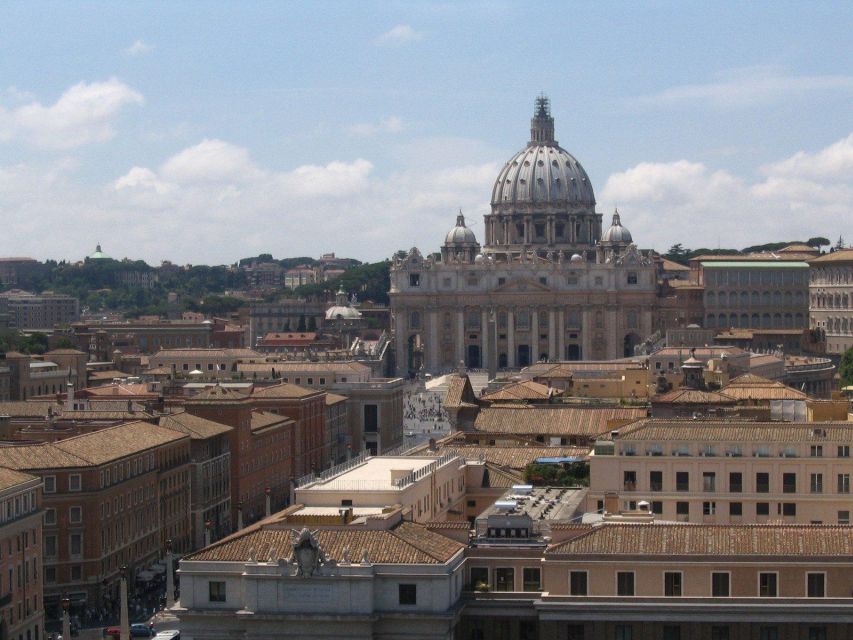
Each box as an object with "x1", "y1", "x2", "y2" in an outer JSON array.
[
  {"x1": 326, "y1": 306, "x2": 362, "y2": 320},
  {"x1": 570, "y1": 253, "x2": 584, "y2": 263},
  {"x1": 88, "y1": 243, "x2": 111, "y2": 260},
  {"x1": 445, "y1": 211, "x2": 478, "y2": 246},
  {"x1": 602, "y1": 210, "x2": 632, "y2": 243}
]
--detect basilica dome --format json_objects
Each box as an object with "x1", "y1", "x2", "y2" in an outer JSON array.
[
  {"x1": 491, "y1": 98, "x2": 596, "y2": 209},
  {"x1": 602, "y1": 210, "x2": 632, "y2": 244},
  {"x1": 445, "y1": 212, "x2": 478, "y2": 245}
]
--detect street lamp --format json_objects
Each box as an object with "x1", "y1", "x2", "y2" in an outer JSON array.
[
  {"x1": 119, "y1": 566, "x2": 129, "y2": 640},
  {"x1": 165, "y1": 538, "x2": 175, "y2": 609},
  {"x1": 61, "y1": 595, "x2": 70, "y2": 640}
]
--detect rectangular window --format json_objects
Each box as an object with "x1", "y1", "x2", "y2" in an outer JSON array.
[
  {"x1": 570, "y1": 571, "x2": 588, "y2": 596},
  {"x1": 810, "y1": 473, "x2": 824, "y2": 493},
  {"x1": 729, "y1": 502, "x2": 742, "y2": 516},
  {"x1": 711, "y1": 627, "x2": 730, "y2": 640},
  {"x1": 43, "y1": 476, "x2": 56, "y2": 494},
  {"x1": 68, "y1": 474, "x2": 81, "y2": 492},
  {"x1": 756, "y1": 472, "x2": 770, "y2": 493},
  {"x1": 839, "y1": 510, "x2": 850, "y2": 525},
  {"x1": 623, "y1": 470, "x2": 636, "y2": 490},
  {"x1": 759, "y1": 627, "x2": 779, "y2": 640},
  {"x1": 616, "y1": 571, "x2": 634, "y2": 596},
  {"x1": 756, "y1": 502, "x2": 770, "y2": 516},
  {"x1": 398, "y1": 583, "x2": 417, "y2": 605},
  {"x1": 44, "y1": 536, "x2": 56, "y2": 557},
  {"x1": 675, "y1": 472, "x2": 689, "y2": 491},
  {"x1": 711, "y1": 572, "x2": 730, "y2": 597},
  {"x1": 839, "y1": 446, "x2": 850, "y2": 458},
  {"x1": 69, "y1": 506, "x2": 82, "y2": 524},
  {"x1": 566, "y1": 625, "x2": 585, "y2": 640},
  {"x1": 663, "y1": 626, "x2": 681, "y2": 640},
  {"x1": 469, "y1": 567, "x2": 488, "y2": 590},
  {"x1": 838, "y1": 474, "x2": 850, "y2": 494},
  {"x1": 44, "y1": 508, "x2": 56, "y2": 525},
  {"x1": 782, "y1": 473, "x2": 796, "y2": 493},
  {"x1": 409, "y1": 274, "x2": 420, "y2": 287},
  {"x1": 651, "y1": 501, "x2": 663, "y2": 515},
  {"x1": 781, "y1": 502, "x2": 796, "y2": 516},
  {"x1": 759, "y1": 572, "x2": 778, "y2": 597},
  {"x1": 808, "y1": 627, "x2": 827, "y2": 640},
  {"x1": 614, "y1": 625, "x2": 633, "y2": 640},
  {"x1": 676, "y1": 501, "x2": 689, "y2": 519},
  {"x1": 69, "y1": 533, "x2": 82, "y2": 557},
  {"x1": 703, "y1": 501, "x2": 716, "y2": 516},
  {"x1": 807, "y1": 573, "x2": 825, "y2": 598},
  {"x1": 495, "y1": 568, "x2": 514, "y2": 592},
  {"x1": 208, "y1": 581, "x2": 226, "y2": 602},
  {"x1": 522, "y1": 567, "x2": 541, "y2": 592},
  {"x1": 729, "y1": 472, "x2": 742, "y2": 493},
  {"x1": 810, "y1": 445, "x2": 823, "y2": 457},
  {"x1": 703, "y1": 472, "x2": 716, "y2": 492},
  {"x1": 664, "y1": 572, "x2": 682, "y2": 597}
]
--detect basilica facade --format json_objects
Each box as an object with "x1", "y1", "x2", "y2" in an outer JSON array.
[{"x1": 390, "y1": 97, "x2": 658, "y2": 376}]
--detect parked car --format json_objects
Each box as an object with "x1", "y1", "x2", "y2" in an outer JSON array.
[
  {"x1": 131, "y1": 623, "x2": 154, "y2": 638},
  {"x1": 152, "y1": 632, "x2": 180, "y2": 640}
]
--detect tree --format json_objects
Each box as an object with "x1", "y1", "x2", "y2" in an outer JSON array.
[
  {"x1": 840, "y1": 347, "x2": 853, "y2": 388},
  {"x1": 807, "y1": 237, "x2": 831, "y2": 249},
  {"x1": 663, "y1": 243, "x2": 690, "y2": 264}
]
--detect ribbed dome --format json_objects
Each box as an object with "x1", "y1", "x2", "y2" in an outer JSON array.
[
  {"x1": 602, "y1": 210, "x2": 632, "y2": 243},
  {"x1": 445, "y1": 212, "x2": 478, "y2": 245},
  {"x1": 491, "y1": 97, "x2": 595, "y2": 209}
]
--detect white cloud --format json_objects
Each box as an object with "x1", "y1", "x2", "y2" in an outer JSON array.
[
  {"x1": 635, "y1": 67, "x2": 853, "y2": 109},
  {"x1": 600, "y1": 133, "x2": 853, "y2": 251},
  {"x1": 374, "y1": 24, "x2": 422, "y2": 46},
  {"x1": 347, "y1": 116, "x2": 405, "y2": 137},
  {"x1": 0, "y1": 78, "x2": 143, "y2": 149},
  {"x1": 124, "y1": 39, "x2": 154, "y2": 56}
]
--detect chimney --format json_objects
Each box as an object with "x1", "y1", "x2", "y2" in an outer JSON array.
[{"x1": 65, "y1": 381, "x2": 74, "y2": 412}]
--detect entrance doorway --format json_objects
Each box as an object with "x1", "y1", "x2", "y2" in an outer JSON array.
[
  {"x1": 517, "y1": 344, "x2": 530, "y2": 368},
  {"x1": 467, "y1": 344, "x2": 481, "y2": 369}
]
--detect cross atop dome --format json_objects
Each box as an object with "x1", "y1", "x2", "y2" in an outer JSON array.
[{"x1": 530, "y1": 93, "x2": 556, "y2": 146}]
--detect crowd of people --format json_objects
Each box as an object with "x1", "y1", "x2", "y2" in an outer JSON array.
[{"x1": 403, "y1": 390, "x2": 451, "y2": 435}]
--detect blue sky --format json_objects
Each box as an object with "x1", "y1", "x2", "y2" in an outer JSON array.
[{"x1": 1, "y1": 1, "x2": 851, "y2": 264}]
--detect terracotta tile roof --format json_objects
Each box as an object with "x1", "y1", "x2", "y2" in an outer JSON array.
[
  {"x1": 0, "y1": 401, "x2": 59, "y2": 417},
  {"x1": 185, "y1": 521, "x2": 463, "y2": 564},
  {"x1": 652, "y1": 346, "x2": 747, "y2": 358},
  {"x1": 526, "y1": 361, "x2": 643, "y2": 375},
  {"x1": 0, "y1": 467, "x2": 40, "y2": 491},
  {"x1": 153, "y1": 348, "x2": 263, "y2": 359},
  {"x1": 652, "y1": 389, "x2": 736, "y2": 404},
  {"x1": 45, "y1": 349, "x2": 87, "y2": 355},
  {"x1": 444, "y1": 374, "x2": 478, "y2": 409},
  {"x1": 474, "y1": 406, "x2": 647, "y2": 437},
  {"x1": 250, "y1": 410, "x2": 293, "y2": 433},
  {"x1": 83, "y1": 383, "x2": 157, "y2": 397},
  {"x1": 251, "y1": 382, "x2": 320, "y2": 399},
  {"x1": 238, "y1": 362, "x2": 370, "y2": 374},
  {"x1": 186, "y1": 385, "x2": 248, "y2": 403},
  {"x1": 325, "y1": 392, "x2": 348, "y2": 406},
  {"x1": 694, "y1": 253, "x2": 814, "y2": 262},
  {"x1": 722, "y1": 374, "x2": 808, "y2": 401},
  {"x1": 158, "y1": 411, "x2": 232, "y2": 440},
  {"x1": 547, "y1": 523, "x2": 853, "y2": 557},
  {"x1": 608, "y1": 418, "x2": 853, "y2": 443},
  {"x1": 87, "y1": 369, "x2": 130, "y2": 381},
  {"x1": 808, "y1": 249, "x2": 853, "y2": 264},
  {"x1": 0, "y1": 420, "x2": 187, "y2": 469},
  {"x1": 481, "y1": 380, "x2": 561, "y2": 402},
  {"x1": 425, "y1": 444, "x2": 590, "y2": 469},
  {"x1": 660, "y1": 258, "x2": 691, "y2": 271},
  {"x1": 666, "y1": 279, "x2": 703, "y2": 289}
]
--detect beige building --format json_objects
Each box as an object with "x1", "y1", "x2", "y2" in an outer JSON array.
[
  {"x1": 590, "y1": 419, "x2": 853, "y2": 524},
  {"x1": 390, "y1": 97, "x2": 658, "y2": 376},
  {"x1": 809, "y1": 248, "x2": 853, "y2": 355}
]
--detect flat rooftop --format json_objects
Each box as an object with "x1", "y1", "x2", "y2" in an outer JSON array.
[
  {"x1": 298, "y1": 456, "x2": 440, "y2": 492},
  {"x1": 480, "y1": 486, "x2": 587, "y2": 523}
]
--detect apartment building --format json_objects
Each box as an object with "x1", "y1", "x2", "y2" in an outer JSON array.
[
  {"x1": 590, "y1": 419, "x2": 853, "y2": 524},
  {"x1": 0, "y1": 291, "x2": 79, "y2": 330},
  {"x1": 0, "y1": 469, "x2": 43, "y2": 640},
  {"x1": 0, "y1": 422, "x2": 191, "y2": 606},
  {"x1": 809, "y1": 248, "x2": 853, "y2": 355}
]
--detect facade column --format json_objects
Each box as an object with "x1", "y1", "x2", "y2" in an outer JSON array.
[
  {"x1": 582, "y1": 309, "x2": 594, "y2": 359},
  {"x1": 456, "y1": 310, "x2": 465, "y2": 365},
  {"x1": 531, "y1": 307, "x2": 540, "y2": 362},
  {"x1": 428, "y1": 310, "x2": 439, "y2": 371},
  {"x1": 557, "y1": 309, "x2": 565, "y2": 361},
  {"x1": 507, "y1": 310, "x2": 516, "y2": 368},
  {"x1": 480, "y1": 309, "x2": 489, "y2": 370},
  {"x1": 607, "y1": 306, "x2": 620, "y2": 359},
  {"x1": 548, "y1": 309, "x2": 557, "y2": 361},
  {"x1": 395, "y1": 311, "x2": 407, "y2": 376}
]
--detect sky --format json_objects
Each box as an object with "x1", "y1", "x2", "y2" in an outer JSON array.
[{"x1": 0, "y1": 1, "x2": 851, "y2": 265}]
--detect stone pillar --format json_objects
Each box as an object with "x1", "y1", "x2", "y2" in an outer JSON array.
[
  {"x1": 165, "y1": 539, "x2": 175, "y2": 609},
  {"x1": 119, "y1": 566, "x2": 130, "y2": 640},
  {"x1": 507, "y1": 310, "x2": 516, "y2": 368},
  {"x1": 582, "y1": 309, "x2": 594, "y2": 359},
  {"x1": 531, "y1": 308, "x2": 540, "y2": 362},
  {"x1": 394, "y1": 310, "x2": 407, "y2": 376},
  {"x1": 428, "y1": 310, "x2": 439, "y2": 371},
  {"x1": 607, "y1": 306, "x2": 620, "y2": 359},
  {"x1": 62, "y1": 596, "x2": 71, "y2": 640},
  {"x1": 557, "y1": 310, "x2": 565, "y2": 361},
  {"x1": 456, "y1": 310, "x2": 465, "y2": 365},
  {"x1": 548, "y1": 309, "x2": 557, "y2": 361},
  {"x1": 480, "y1": 308, "x2": 489, "y2": 371}
]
